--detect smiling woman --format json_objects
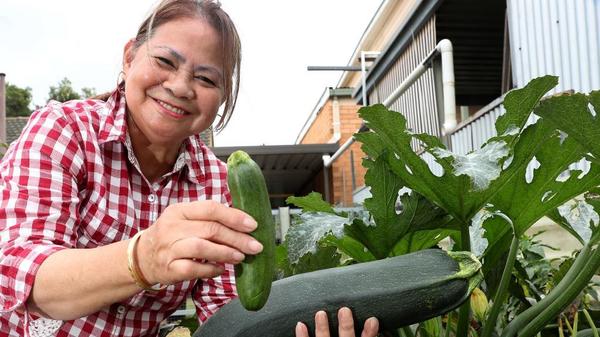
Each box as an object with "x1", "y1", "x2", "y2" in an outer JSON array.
[{"x1": 0, "y1": 1, "x2": 377, "y2": 337}]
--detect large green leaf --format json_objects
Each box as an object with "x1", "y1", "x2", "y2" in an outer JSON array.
[
  {"x1": 535, "y1": 91, "x2": 600, "y2": 160},
  {"x1": 321, "y1": 234, "x2": 376, "y2": 263},
  {"x1": 391, "y1": 228, "x2": 457, "y2": 256},
  {"x1": 362, "y1": 155, "x2": 406, "y2": 247},
  {"x1": 356, "y1": 76, "x2": 559, "y2": 226},
  {"x1": 355, "y1": 153, "x2": 449, "y2": 259},
  {"x1": 489, "y1": 118, "x2": 600, "y2": 237},
  {"x1": 286, "y1": 192, "x2": 335, "y2": 213}
]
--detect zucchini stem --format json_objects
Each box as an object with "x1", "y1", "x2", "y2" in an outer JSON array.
[
  {"x1": 480, "y1": 235, "x2": 520, "y2": 337},
  {"x1": 456, "y1": 223, "x2": 472, "y2": 337},
  {"x1": 501, "y1": 243, "x2": 594, "y2": 337},
  {"x1": 518, "y1": 246, "x2": 600, "y2": 337},
  {"x1": 583, "y1": 309, "x2": 599, "y2": 337}
]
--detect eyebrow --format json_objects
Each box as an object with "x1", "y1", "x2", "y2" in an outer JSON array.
[{"x1": 156, "y1": 46, "x2": 223, "y2": 80}]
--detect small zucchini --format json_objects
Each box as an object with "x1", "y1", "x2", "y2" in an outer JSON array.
[
  {"x1": 194, "y1": 249, "x2": 482, "y2": 337},
  {"x1": 227, "y1": 150, "x2": 276, "y2": 311}
]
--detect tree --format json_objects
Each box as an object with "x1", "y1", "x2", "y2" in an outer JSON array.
[
  {"x1": 81, "y1": 87, "x2": 97, "y2": 98},
  {"x1": 48, "y1": 77, "x2": 81, "y2": 102},
  {"x1": 5, "y1": 82, "x2": 33, "y2": 117}
]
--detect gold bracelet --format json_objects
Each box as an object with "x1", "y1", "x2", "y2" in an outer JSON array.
[{"x1": 127, "y1": 230, "x2": 167, "y2": 292}]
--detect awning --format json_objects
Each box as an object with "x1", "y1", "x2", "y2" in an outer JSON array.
[{"x1": 212, "y1": 143, "x2": 339, "y2": 208}]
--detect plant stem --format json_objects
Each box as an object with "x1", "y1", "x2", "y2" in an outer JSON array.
[
  {"x1": 456, "y1": 223, "x2": 472, "y2": 337},
  {"x1": 559, "y1": 317, "x2": 565, "y2": 337},
  {"x1": 583, "y1": 309, "x2": 599, "y2": 337},
  {"x1": 564, "y1": 315, "x2": 574, "y2": 336},
  {"x1": 501, "y1": 243, "x2": 594, "y2": 337},
  {"x1": 518, "y1": 247, "x2": 600, "y2": 337},
  {"x1": 573, "y1": 311, "x2": 579, "y2": 337},
  {"x1": 401, "y1": 326, "x2": 415, "y2": 337},
  {"x1": 480, "y1": 235, "x2": 520, "y2": 337}
]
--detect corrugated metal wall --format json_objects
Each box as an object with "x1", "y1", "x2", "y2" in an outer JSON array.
[
  {"x1": 508, "y1": 0, "x2": 600, "y2": 93},
  {"x1": 450, "y1": 99, "x2": 505, "y2": 155},
  {"x1": 370, "y1": 17, "x2": 441, "y2": 146}
]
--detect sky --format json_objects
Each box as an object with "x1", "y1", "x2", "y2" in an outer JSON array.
[{"x1": 0, "y1": 0, "x2": 383, "y2": 146}]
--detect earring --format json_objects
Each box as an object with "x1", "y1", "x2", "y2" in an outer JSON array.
[{"x1": 117, "y1": 71, "x2": 126, "y2": 92}]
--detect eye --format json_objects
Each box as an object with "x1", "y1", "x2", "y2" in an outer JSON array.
[
  {"x1": 195, "y1": 75, "x2": 217, "y2": 87},
  {"x1": 155, "y1": 56, "x2": 175, "y2": 68}
]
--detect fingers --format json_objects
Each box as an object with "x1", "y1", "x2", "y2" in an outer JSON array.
[
  {"x1": 167, "y1": 259, "x2": 225, "y2": 279},
  {"x1": 176, "y1": 200, "x2": 258, "y2": 232},
  {"x1": 179, "y1": 220, "x2": 263, "y2": 255},
  {"x1": 361, "y1": 317, "x2": 379, "y2": 337},
  {"x1": 315, "y1": 311, "x2": 331, "y2": 337},
  {"x1": 338, "y1": 307, "x2": 355, "y2": 337},
  {"x1": 302, "y1": 308, "x2": 378, "y2": 337},
  {"x1": 295, "y1": 322, "x2": 309, "y2": 337},
  {"x1": 169, "y1": 236, "x2": 246, "y2": 264}
]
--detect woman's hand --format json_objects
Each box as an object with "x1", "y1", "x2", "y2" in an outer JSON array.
[
  {"x1": 136, "y1": 200, "x2": 263, "y2": 285},
  {"x1": 295, "y1": 307, "x2": 379, "y2": 337}
]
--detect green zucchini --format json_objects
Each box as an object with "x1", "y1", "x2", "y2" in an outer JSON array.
[
  {"x1": 194, "y1": 249, "x2": 482, "y2": 337},
  {"x1": 227, "y1": 150, "x2": 276, "y2": 311}
]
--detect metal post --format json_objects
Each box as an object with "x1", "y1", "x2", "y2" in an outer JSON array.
[
  {"x1": 360, "y1": 51, "x2": 368, "y2": 106},
  {"x1": 0, "y1": 73, "x2": 6, "y2": 143},
  {"x1": 322, "y1": 154, "x2": 331, "y2": 203},
  {"x1": 278, "y1": 206, "x2": 290, "y2": 241}
]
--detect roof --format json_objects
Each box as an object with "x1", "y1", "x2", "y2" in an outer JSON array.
[
  {"x1": 212, "y1": 143, "x2": 339, "y2": 208},
  {"x1": 6, "y1": 117, "x2": 30, "y2": 144}
]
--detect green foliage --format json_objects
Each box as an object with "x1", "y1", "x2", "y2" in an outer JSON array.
[
  {"x1": 80, "y1": 87, "x2": 97, "y2": 98},
  {"x1": 48, "y1": 77, "x2": 84, "y2": 102},
  {"x1": 277, "y1": 77, "x2": 600, "y2": 337},
  {"x1": 6, "y1": 82, "x2": 32, "y2": 117},
  {"x1": 286, "y1": 192, "x2": 335, "y2": 213}
]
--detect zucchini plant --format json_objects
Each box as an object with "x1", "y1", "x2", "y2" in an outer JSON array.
[{"x1": 275, "y1": 76, "x2": 600, "y2": 337}]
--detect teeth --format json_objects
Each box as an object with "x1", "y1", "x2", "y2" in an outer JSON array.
[{"x1": 158, "y1": 100, "x2": 186, "y2": 115}]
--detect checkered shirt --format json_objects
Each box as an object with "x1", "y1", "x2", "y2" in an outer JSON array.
[{"x1": 0, "y1": 88, "x2": 236, "y2": 336}]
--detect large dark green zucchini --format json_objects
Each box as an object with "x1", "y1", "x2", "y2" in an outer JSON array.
[
  {"x1": 194, "y1": 249, "x2": 482, "y2": 337},
  {"x1": 227, "y1": 150, "x2": 276, "y2": 311}
]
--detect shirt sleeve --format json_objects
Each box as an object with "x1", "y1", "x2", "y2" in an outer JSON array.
[
  {"x1": 0, "y1": 104, "x2": 84, "y2": 313},
  {"x1": 192, "y1": 262, "x2": 237, "y2": 323}
]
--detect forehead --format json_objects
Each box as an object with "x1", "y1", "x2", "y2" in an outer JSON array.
[{"x1": 147, "y1": 17, "x2": 223, "y2": 63}]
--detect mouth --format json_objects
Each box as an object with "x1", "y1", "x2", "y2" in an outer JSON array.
[{"x1": 153, "y1": 98, "x2": 190, "y2": 118}]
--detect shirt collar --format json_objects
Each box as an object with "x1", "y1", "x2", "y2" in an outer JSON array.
[
  {"x1": 98, "y1": 87, "x2": 127, "y2": 145},
  {"x1": 98, "y1": 86, "x2": 206, "y2": 183}
]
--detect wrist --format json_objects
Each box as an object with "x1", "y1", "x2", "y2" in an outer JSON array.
[{"x1": 127, "y1": 230, "x2": 165, "y2": 292}]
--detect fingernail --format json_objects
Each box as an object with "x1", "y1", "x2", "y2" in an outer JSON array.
[
  {"x1": 243, "y1": 217, "x2": 257, "y2": 230},
  {"x1": 232, "y1": 251, "x2": 245, "y2": 262},
  {"x1": 295, "y1": 322, "x2": 303, "y2": 334},
  {"x1": 249, "y1": 240, "x2": 263, "y2": 253}
]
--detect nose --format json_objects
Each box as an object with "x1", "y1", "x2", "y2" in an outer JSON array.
[{"x1": 162, "y1": 71, "x2": 194, "y2": 99}]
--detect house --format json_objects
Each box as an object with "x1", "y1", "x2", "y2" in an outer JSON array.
[{"x1": 298, "y1": 0, "x2": 600, "y2": 257}]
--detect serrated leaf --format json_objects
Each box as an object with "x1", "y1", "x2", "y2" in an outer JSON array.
[
  {"x1": 391, "y1": 229, "x2": 457, "y2": 256},
  {"x1": 344, "y1": 190, "x2": 453, "y2": 259},
  {"x1": 535, "y1": 91, "x2": 600, "y2": 160},
  {"x1": 496, "y1": 75, "x2": 558, "y2": 136},
  {"x1": 289, "y1": 241, "x2": 341, "y2": 275},
  {"x1": 286, "y1": 192, "x2": 335, "y2": 213},
  {"x1": 321, "y1": 234, "x2": 376, "y2": 263},
  {"x1": 490, "y1": 118, "x2": 600, "y2": 237},
  {"x1": 363, "y1": 158, "x2": 410, "y2": 234},
  {"x1": 356, "y1": 76, "x2": 558, "y2": 228}
]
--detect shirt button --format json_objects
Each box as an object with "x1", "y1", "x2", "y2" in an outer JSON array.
[
  {"x1": 148, "y1": 194, "x2": 156, "y2": 203},
  {"x1": 117, "y1": 305, "x2": 126, "y2": 314},
  {"x1": 152, "y1": 183, "x2": 160, "y2": 191}
]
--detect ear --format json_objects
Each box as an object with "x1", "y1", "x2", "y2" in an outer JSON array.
[{"x1": 122, "y1": 39, "x2": 136, "y2": 73}]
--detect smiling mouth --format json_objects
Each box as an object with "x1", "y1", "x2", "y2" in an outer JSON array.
[{"x1": 155, "y1": 99, "x2": 188, "y2": 116}]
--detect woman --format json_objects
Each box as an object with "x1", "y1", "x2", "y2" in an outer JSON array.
[{"x1": 0, "y1": 1, "x2": 378, "y2": 336}]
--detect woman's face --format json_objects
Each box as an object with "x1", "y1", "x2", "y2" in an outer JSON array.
[{"x1": 123, "y1": 17, "x2": 224, "y2": 149}]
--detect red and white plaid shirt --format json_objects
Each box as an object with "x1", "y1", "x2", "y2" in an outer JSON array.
[{"x1": 0, "y1": 88, "x2": 236, "y2": 336}]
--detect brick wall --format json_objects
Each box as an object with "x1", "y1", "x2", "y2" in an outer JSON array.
[{"x1": 300, "y1": 95, "x2": 366, "y2": 206}]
